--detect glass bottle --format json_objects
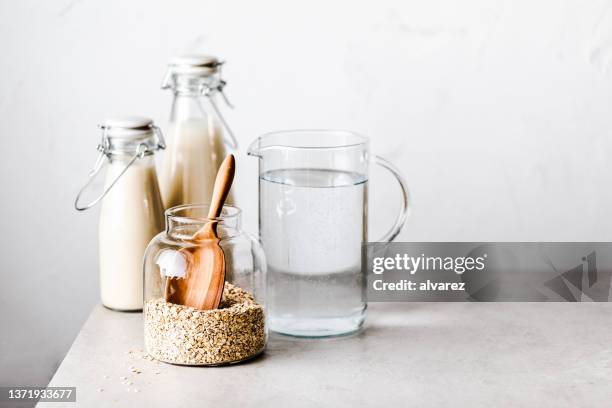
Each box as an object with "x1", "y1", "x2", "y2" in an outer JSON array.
[
  {"x1": 75, "y1": 117, "x2": 166, "y2": 311},
  {"x1": 159, "y1": 55, "x2": 237, "y2": 210},
  {"x1": 143, "y1": 204, "x2": 266, "y2": 365}
]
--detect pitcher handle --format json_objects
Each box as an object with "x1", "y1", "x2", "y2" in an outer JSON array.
[{"x1": 373, "y1": 155, "x2": 410, "y2": 242}]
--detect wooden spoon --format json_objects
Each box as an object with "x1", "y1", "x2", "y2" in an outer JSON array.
[{"x1": 166, "y1": 154, "x2": 235, "y2": 310}]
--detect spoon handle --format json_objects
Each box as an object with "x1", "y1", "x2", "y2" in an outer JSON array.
[{"x1": 207, "y1": 154, "x2": 235, "y2": 219}]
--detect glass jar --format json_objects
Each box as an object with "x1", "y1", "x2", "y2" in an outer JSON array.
[
  {"x1": 158, "y1": 55, "x2": 238, "y2": 210},
  {"x1": 74, "y1": 117, "x2": 166, "y2": 312},
  {"x1": 143, "y1": 204, "x2": 267, "y2": 366}
]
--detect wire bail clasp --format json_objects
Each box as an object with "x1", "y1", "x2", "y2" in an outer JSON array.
[
  {"x1": 74, "y1": 124, "x2": 165, "y2": 211},
  {"x1": 200, "y1": 72, "x2": 239, "y2": 150}
]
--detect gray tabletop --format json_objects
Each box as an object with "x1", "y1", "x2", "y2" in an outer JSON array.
[{"x1": 40, "y1": 303, "x2": 612, "y2": 407}]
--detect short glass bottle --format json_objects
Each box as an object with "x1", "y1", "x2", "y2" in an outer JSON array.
[
  {"x1": 143, "y1": 204, "x2": 267, "y2": 366},
  {"x1": 75, "y1": 117, "x2": 166, "y2": 312}
]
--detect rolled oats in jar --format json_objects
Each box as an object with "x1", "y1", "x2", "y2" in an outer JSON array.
[{"x1": 143, "y1": 204, "x2": 266, "y2": 365}]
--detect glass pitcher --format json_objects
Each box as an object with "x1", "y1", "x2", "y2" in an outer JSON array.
[{"x1": 248, "y1": 130, "x2": 409, "y2": 337}]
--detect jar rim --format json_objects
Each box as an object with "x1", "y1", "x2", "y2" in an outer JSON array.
[{"x1": 165, "y1": 204, "x2": 241, "y2": 225}]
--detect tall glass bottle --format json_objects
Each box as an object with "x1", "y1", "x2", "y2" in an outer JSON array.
[{"x1": 159, "y1": 55, "x2": 237, "y2": 210}]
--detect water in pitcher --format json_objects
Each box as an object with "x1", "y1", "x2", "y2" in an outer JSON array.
[{"x1": 260, "y1": 168, "x2": 368, "y2": 337}]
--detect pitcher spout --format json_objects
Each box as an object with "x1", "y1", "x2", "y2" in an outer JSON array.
[
  {"x1": 246, "y1": 137, "x2": 262, "y2": 158},
  {"x1": 247, "y1": 131, "x2": 305, "y2": 158},
  {"x1": 247, "y1": 135, "x2": 285, "y2": 158}
]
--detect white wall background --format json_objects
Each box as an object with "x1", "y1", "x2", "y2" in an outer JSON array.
[{"x1": 2, "y1": 0, "x2": 612, "y2": 387}]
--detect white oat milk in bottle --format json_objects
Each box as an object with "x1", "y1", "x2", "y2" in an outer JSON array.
[
  {"x1": 159, "y1": 55, "x2": 237, "y2": 210},
  {"x1": 75, "y1": 117, "x2": 165, "y2": 311}
]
